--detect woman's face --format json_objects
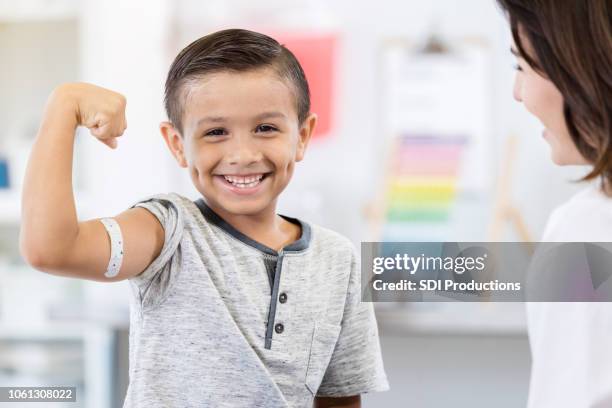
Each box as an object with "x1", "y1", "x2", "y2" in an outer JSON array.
[{"x1": 511, "y1": 34, "x2": 589, "y2": 166}]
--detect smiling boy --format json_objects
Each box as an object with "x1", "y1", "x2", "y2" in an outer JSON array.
[{"x1": 20, "y1": 29, "x2": 388, "y2": 407}]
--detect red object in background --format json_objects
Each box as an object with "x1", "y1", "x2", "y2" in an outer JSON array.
[{"x1": 274, "y1": 33, "x2": 337, "y2": 139}]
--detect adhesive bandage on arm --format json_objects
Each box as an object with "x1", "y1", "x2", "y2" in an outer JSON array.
[{"x1": 99, "y1": 217, "x2": 124, "y2": 278}]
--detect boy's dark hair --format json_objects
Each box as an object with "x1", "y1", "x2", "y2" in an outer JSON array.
[
  {"x1": 164, "y1": 28, "x2": 311, "y2": 135},
  {"x1": 497, "y1": 0, "x2": 612, "y2": 193}
]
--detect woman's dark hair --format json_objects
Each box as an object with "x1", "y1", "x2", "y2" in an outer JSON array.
[
  {"x1": 164, "y1": 28, "x2": 310, "y2": 134},
  {"x1": 497, "y1": 0, "x2": 612, "y2": 192}
]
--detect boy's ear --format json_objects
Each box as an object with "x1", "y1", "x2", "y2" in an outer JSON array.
[
  {"x1": 160, "y1": 121, "x2": 188, "y2": 168},
  {"x1": 295, "y1": 113, "x2": 317, "y2": 162}
]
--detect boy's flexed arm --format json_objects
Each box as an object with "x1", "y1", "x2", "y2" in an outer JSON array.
[{"x1": 20, "y1": 83, "x2": 165, "y2": 282}]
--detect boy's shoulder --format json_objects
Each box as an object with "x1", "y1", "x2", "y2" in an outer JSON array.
[
  {"x1": 307, "y1": 222, "x2": 356, "y2": 259},
  {"x1": 131, "y1": 191, "x2": 193, "y2": 208},
  {"x1": 129, "y1": 192, "x2": 200, "y2": 234},
  {"x1": 130, "y1": 192, "x2": 199, "y2": 221}
]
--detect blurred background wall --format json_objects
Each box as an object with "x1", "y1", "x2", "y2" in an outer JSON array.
[{"x1": 0, "y1": 0, "x2": 594, "y2": 406}]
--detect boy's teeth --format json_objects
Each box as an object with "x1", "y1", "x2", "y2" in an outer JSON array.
[{"x1": 223, "y1": 174, "x2": 264, "y2": 188}]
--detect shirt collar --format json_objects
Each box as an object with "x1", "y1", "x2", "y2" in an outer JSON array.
[{"x1": 194, "y1": 198, "x2": 311, "y2": 256}]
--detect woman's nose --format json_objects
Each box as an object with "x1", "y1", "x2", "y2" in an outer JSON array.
[{"x1": 513, "y1": 73, "x2": 524, "y2": 103}]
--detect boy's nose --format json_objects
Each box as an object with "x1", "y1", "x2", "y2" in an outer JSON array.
[{"x1": 226, "y1": 137, "x2": 262, "y2": 166}]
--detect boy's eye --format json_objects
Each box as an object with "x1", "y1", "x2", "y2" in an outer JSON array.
[
  {"x1": 204, "y1": 128, "x2": 227, "y2": 137},
  {"x1": 255, "y1": 124, "x2": 278, "y2": 133}
]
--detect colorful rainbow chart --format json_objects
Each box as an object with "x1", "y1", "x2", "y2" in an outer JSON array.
[{"x1": 382, "y1": 134, "x2": 467, "y2": 241}]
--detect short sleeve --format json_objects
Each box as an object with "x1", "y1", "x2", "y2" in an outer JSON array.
[
  {"x1": 316, "y1": 246, "x2": 389, "y2": 397},
  {"x1": 128, "y1": 193, "x2": 184, "y2": 309}
]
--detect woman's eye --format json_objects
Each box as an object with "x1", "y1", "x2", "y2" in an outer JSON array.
[
  {"x1": 513, "y1": 63, "x2": 523, "y2": 72},
  {"x1": 204, "y1": 128, "x2": 227, "y2": 137},
  {"x1": 255, "y1": 124, "x2": 278, "y2": 133}
]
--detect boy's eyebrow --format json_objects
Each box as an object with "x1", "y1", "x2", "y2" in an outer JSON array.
[
  {"x1": 254, "y1": 112, "x2": 287, "y2": 121},
  {"x1": 194, "y1": 112, "x2": 287, "y2": 128},
  {"x1": 195, "y1": 116, "x2": 227, "y2": 127}
]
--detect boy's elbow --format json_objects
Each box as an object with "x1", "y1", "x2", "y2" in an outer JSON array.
[
  {"x1": 20, "y1": 242, "x2": 53, "y2": 271},
  {"x1": 19, "y1": 233, "x2": 62, "y2": 272}
]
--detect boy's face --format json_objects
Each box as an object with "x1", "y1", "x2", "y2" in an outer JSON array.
[{"x1": 161, "y1": 68, "x2": 316, "y2": 218}]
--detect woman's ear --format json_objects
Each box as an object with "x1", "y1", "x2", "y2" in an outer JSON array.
[
  {"x1": 160, "y1": 121, "x2": 188, "y2": 168},
  {"x1": 295, "y1": 113, "x2": 317, "y2": 162}
]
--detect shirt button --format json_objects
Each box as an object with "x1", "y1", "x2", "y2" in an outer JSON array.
[
  {"x1": 274, "y1": 323, "x2": 284, "y2": 334},
  {"x1": 279, "y1": 293, "x2": 288, "y2": 303}
]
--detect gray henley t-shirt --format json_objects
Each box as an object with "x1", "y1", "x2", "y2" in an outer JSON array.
[{"x1": 122, "y1": 192, "x2": 389, "y2": 407}]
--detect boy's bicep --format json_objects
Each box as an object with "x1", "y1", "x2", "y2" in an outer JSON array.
[{"x1": 58, "y1": 207, "x2": 165, "y2": 282}]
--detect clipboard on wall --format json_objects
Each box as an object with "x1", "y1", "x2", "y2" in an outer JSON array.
[{"x1": 367, "y1": 32, "x2": 492, "y2": 241}]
